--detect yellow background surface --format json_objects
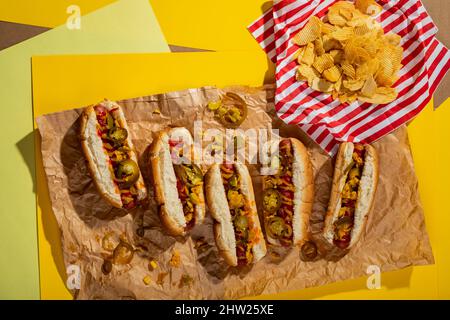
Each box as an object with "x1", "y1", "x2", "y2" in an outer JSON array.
[
  {"x1": 33, "y1": 52, "x2": 449, "y2": 299},
  {"x1": 0, "y1": 0, "x2": 168, "y2": 299},
  {"x1": 5, "y1": 0, "x2": 446, "y2": 300},
  {"x1": 0, "y1": 0, "x2": 116, "y2": 27}
]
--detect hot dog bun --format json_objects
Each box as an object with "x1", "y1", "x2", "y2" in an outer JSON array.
[
  {"x1": 205, "y1": 163, "x2": 267, "y2": 266},
  {"x1": 262, "y1": 138, "x2": 314, "y2": 247},
  {"x1": 79, "y1": 100, "x2": 147, "y2": 209},
  {"x1": 150, "y1": 127, "x2": 205, "y2": 236},
  {"x1": 323, "y1": 142, "x2": 379, "y2": 249}
]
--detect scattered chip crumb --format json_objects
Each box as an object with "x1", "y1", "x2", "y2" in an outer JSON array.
[
  {"x1": 157, "y1": 272, "x2": 169, "y2": 286},
  {"x1": 169, "y1": 250, "x2": 181, "y2": 268},
  {"x1": 143, "y1": 275, "x2": 152, "y2": 285},
  {"x1": 148, "y1": 259, "x2": 158, "y2": 271},
  {"x1": 153, "y1": 108, "x2": 161, "y2": 114}
]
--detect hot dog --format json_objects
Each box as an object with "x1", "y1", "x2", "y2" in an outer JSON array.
[
  {"x1": 262, "y1": 138, "x2": 314, "y2": 248},
  {"x1": 323, "y1": 142, "x2": 379, "y2": 249},
  {"x1": 205, "y1": 162, "x2": 267, "y2": 266},
  {"x1": 150, "y1": 127, "x2": 205, "y2": 236},
  {"x1": 79, "y1": 101, "x2": 147, "y2": 209}
]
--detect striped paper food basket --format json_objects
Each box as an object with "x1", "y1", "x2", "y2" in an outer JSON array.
[{"x1": 248, "y1": 0, "x2": 450, "y2": 155}]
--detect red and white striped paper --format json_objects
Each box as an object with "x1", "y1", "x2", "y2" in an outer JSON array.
[{"x1": 248, "y1": 0, "x2": 450, "y2": 155}]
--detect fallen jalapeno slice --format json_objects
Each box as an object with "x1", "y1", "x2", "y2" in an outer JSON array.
[
  {"x1": 101, "y1": 259, "x2": 113, "y2": 275},
  {"x1": 300, "y1": 241, "x2": 318, "y2": 261},
  {"x1": 112, "y1": 241, "x2": 134, "y2": 265},
  {"x1": 216, "y1": 92, "x2": 248, "y2": 129},
  {"x1": 263, "y1": 188, "x2": 282, "y2": 213},
  {"x1": 116, "y1": 159, "x2": 140, "y2": 187}
]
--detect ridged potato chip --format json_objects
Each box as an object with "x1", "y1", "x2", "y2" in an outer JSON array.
[
  {"x1": 341, "y1": 61, "x2": 356, "y2": 79},
  {"x1": 361, "y1": 74, "x2": 377, "y2": 97},
  {"x1": 297, "y1": 64, "x2": 320, "y2": 83},
  {"x1": 330, "y1": 49, "x2": 344, "y2": 63},
  {"x1": 355, "y1": 0, "x2": 382, "y2": 16},
  {"x1": 313, "y1": 54, "x2": 335, "y2": 73},
  {"x1": 292, "y1": 0, "x2": 402, "y2": 104},
  {"x1": 323, "y1": 65, "x2": 342, "y2": 82},
  {"x1": 311, "y1": 77, "x2": 334, "y2": 93},
  {"x1": 321, "y1": 23, "x2": 337, "y2": 34},
  {"x1": 343, "y1": 78, "x2": 365, "y2": 91},
  {"x1": 292, "y1": 16, "x2": 322, "y2": 46},
  {"x1": 323, "y1": 35, "x2": 342, "y2": 51},
  {"x1": 314, "y1": 38, "x2": 326, "y2": 56},
  {"x1": 331, "y1": 27, "x2": 354, "y2": 41},
  {"x1": 301, "y1": 42, "x2": 315, "y2": 65}
]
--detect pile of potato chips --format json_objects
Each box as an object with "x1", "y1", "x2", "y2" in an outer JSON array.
[{"x1": 292, "y1": 0, "x2": 403, "y2": 104}]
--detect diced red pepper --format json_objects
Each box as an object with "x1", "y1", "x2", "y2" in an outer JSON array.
[
  {"x1": 333, "y1": 238, "x2": 350, "y2": 249},
  {"x1": 342, "y1": 198, "x2": 356, "y2": 208},
  {"x1": 280, "y1": 190, "x2": 294, "y2": 199}
]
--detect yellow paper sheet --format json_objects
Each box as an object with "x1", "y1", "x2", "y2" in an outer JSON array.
[
  {"x1": 0, "y1": 0, "x2": 168, "y2": 299},
  {"x1": 151, "y1": 0, "x2": 268, "y2": 51},
  {"x1": 0, "y1": 0, "x2": 116, "y2": 28},
  {"x1": 33, "y1": 51, "x2": 443, "y2": 299}
]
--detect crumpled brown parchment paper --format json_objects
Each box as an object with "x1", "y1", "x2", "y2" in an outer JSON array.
[{"x1": 36, "y1": 85, "x2": 434, "y2": 299}]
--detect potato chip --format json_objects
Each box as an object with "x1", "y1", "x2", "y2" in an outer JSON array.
[
  {"x1": 361, "y1": 74, "x2": 377, "y2": 97},
  {"x1": 358, "y1": 86, "x2": 397, "y2": 104},
  {"x1": 329, "y1": 49, "x2": 344, "y2": 63},
  {"x1": 343, "y1": 78, "x2": 365, "y2": 91},
  {"x1": 339, "y1": 8, "x2": 353, "y2": 21},
  {"x1": 341, "y1": 61, "x2": 356, "y2": 79},
  {"x1": 292, "y1": 16, "x2": 322, "y2": 46},
  {"x1": 323, "y1": 35, "x2": 342, "y2": 51},
  {"x1": 335, "y1": 76, "x2": 343, "y2": 92},
  {"x1": 301, "y1": 42, "x2": 315, "y2": 65},
  {"x1": 312, "y1": 54, "x2": 335, "y2": 73},
  {"x1": 332, "y1": 1, "x2": 356, "y2": 11},
  {"x1": 293, "y1": 47, "x2": 305, "y2": 62},
  {"x1": 314, "y1": 38, "x2": 326, "y2": 56},
  {"x1": 321, "y1": 23, "x2": 337, "y2": 34},
  {"x1": 310, "y1": 77, "x2": 334, "y2": 92},
  {"x1": 376, "y1": 58, "x2": 394, "y2": 85},
  {"x1": 356, "y1": 62, "x2": 370, "y2": 80},
  {"x1": 347, "y1": 93, "x2": 358, "y2": 103},
  {"x1": 328, "y1": 11, "x2": 348, "y2": 27},
  {"x1": 297, "y1": 64, "x2": 319, "y2": 83},
  {"x1": 385, "y1": 33, "x2": 401, "y2": 46},
  {"x1": 367, "y1": 58, "x2": 380, "y2": 75},
  {"x1": 355, "y1": 0, "x2": 382, "y2": 16},
  {"x1": 354, "y1": 23, "x2": 371, "y2": 35},
  {"x1": 331, "y1": 27, "x2": 354, "y2": 41},
  {"x1": 293, "y1": 0, "x2": 402, "y2": 104},
  {"x1": 339, "y1": 93, "x2": 348, "y2": 103},
  {"x1": 323, "y1": 65, "x2": 342, "y2": 82}
]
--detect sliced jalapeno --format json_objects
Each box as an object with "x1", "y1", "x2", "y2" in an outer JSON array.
[
  {"x1": 263, "y1": 189, "x2": 282, "y2": 213},
  {"x1": 108, "y1": 127, "x2": 128, "y2": 143},
  {"x1": 300, "y1": 241, "x2": 318, "y2": 261},
  {"x1": 266, "y1": 216, "x2": 286, "y2": 239},
  {"x1": 106, "y1": 113, "x2": 114, "y2": 129},
  {"x1": 112, "y1": 241, "x2": 134, "y2": 265},
  {"x1": 116, "y1": 159, "x2": 140, "y2": 187},
  {"x1": 234, "y1": 214, "x2": 248, "y2": 231}
]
